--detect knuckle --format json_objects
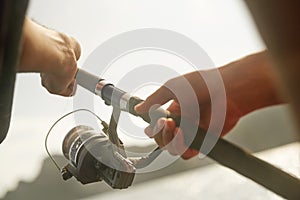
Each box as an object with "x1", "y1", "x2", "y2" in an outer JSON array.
[
  {"x1": 59, "y1": 33, "x2": 81, "y2": 60},
  {"x1": 41, "y1": 79, "x2": 64, "y2": 95},
  {"x1": 70, "y1": 36, "x2": 81, "y2": 60}
]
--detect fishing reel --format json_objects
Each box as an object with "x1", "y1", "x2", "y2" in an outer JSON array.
[
  {"x1": 57, "y1": 107, "x2": 149, "y2": 189},
  {"x1": 61, "y1": 124, "x2": 135, "y2": 188},
  {"x1": 56, "y1": 107, "x2": 162, "y2": 189}
]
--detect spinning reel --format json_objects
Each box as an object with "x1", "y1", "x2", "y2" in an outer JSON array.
[{"x1": 60, "y1": 106, "x2": 163, "y2": 189}]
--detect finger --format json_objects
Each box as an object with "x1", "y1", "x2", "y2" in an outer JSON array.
[
  {"x1": 166, "y1": 101, "x2": 181, "y2": 115},
  {"x1": 166, "y1": 128, "x2": 185, "y2": 156},
  {"x1": 135, "y1": 85, "x2": 174, "y2": 114},
  {"x1": 66, "y1": 79, "x2": 77, "y2": 96},
  {"x1": 144, "y1": 126, "x2": 154, "y2": 138},
  {"x1": 70, "y1": 79, "x2": 77, "y2": 96},
  {"x1": 152, "y1": 118, "x2": 166, "y2": 148},
  {"x1": 154, "y1": 136, "x2": 164, "y2": 149},
  {"x1": 181, "y1": 149, "x2": 199, "y2": 160},
  {"x1": 54, "y1": 79, "x2": 76, "y2": 97},
  {"x1": 144, "y1": 118, "x2": 165, "y2": 137},
  {"x1": 172, "y1": 128, "x2": 199, "y2": 159},
  {"x1": 40, "y1": 73, "x2": 59, "y2": 95},
  {"x1": 162, "y1": 118, "x2": 177, "y2": 155},
  {"x1": 173, "y1": 128, "x2": 188, "y2": 156}
]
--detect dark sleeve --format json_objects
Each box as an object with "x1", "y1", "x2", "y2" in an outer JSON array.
[
  {"x1": 245, "y1": 1, "x2": 300, "y2": 134},
  {"x1": 0, "y1": 0, "x2": 29, "y2": 143}
]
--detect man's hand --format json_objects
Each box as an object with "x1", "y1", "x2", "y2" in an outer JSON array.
[
  {"x1": 135, "y1": 51, "x2": 284, "y2": 159},
  {"x1": 135, "y1": 70, "x2": 241, "y2": 159},
  {"x1": 19, "y1": 17, "x2": 81, "y2": 96}
]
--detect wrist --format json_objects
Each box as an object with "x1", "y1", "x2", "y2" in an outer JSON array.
[
  {"x1": 19, "y1": 17, "x2": 46, "y2": 72},
  {"x1": 220, "y1": 51, "x2": 284, "y2": 117}
]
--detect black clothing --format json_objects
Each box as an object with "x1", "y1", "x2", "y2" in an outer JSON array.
[{"x1": 0, "y1": 0, "x2": 29, "y2": 143}]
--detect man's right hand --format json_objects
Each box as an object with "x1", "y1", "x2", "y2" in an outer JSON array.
[{"x1": 135, "y1": 51, "x2": 283, "y2": 159}]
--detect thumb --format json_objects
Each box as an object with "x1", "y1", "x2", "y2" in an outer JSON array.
[{"x1": 135, "y1": 85, "x2": 174, "y2": 114}]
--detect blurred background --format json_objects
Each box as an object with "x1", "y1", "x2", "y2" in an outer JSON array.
[{"x1": 0, "y1": 0, "x2": 299, "y2": 199}]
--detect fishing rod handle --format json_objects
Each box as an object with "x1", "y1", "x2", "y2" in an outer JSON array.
[{"x1": 128, "y1": 96, "x2": 206, "y2": 150}]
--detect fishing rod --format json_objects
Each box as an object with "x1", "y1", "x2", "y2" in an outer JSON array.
[{"x1": 59, "y1": 68, "x2": 300, "y2": 198}]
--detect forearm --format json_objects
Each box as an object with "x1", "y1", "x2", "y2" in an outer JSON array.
[
  {"x1": 220, "y1": 51, "x2": 285, "y2": 117},
  {"x1": 19, "y1": 17, "x2": 52, "y2": 73}
]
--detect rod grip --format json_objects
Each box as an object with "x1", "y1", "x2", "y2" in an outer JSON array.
[
  {"x1": 128, "y1": 96, "x2": 204, "y2": 150},
  {"x1": 76, "y1": 68, "x2": 101, "y2": 94}
]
